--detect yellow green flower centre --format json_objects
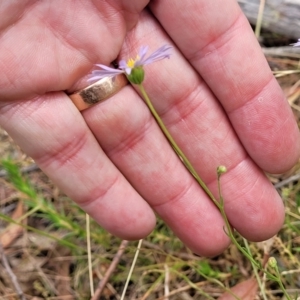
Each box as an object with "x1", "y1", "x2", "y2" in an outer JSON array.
[{"x1": 126, "y1": 55, "x2": 140, "y2": 68}]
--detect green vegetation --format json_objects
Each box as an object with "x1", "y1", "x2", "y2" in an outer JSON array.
[{"x1": 0, "y1": 154, "x2": 300, "y2": 299}]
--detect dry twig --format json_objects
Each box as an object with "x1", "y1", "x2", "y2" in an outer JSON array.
[
  {"x1": 91, "y1": 240, "x2": 129, "y2": 300},
  {"x1": 274, "y1": 173, "x2": 300, "y2": 189},
  {"x1": 0, "y1": 242, "x2": 26, "y2": 300},
  {"x1": 262, "y1": 47, "x2": 300, "y2": 59}
]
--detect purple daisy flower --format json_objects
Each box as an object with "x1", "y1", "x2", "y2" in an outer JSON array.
[
  {"x1": 291, "y1": 39, "x2": 300, "y2": 47},
  {"x1": 88, "y1": 45, "x2": 172, "y2": 83}
]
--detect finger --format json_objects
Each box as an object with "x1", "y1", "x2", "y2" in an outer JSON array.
[
  {"x1": 84, "y1": 86, "x2": 230, "y2": 256},
  {"x1": 150, "y1": 0, "x2": 300, "y2": 174},
  {"x1": 0, "y1": 94, "x2": 156, "y2": 240},
  {"x1": 0, "y1": 0, "x2": 149, "y2": 100},
  {"x1": 116, "y1": 11, "x2": 284, "y2": 242}
]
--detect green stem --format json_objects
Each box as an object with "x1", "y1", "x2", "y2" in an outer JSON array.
[
  {"x1": 140, "y1": 83, "x2": 261, "y2": 266},
  {"x1": 217, "y1": 174, "x2": 260, "y2": 267},
  {"x1": 139, "y1": 83, "x2": 257, "y2": 266},
  {"x1": 138, "y1": 83, "x2": 291, "y2": 298},
  {"x1": 138, "y1": 84, "x2": 220, "y2": 209},
  {"x1": 243, "y1": 239, "x2": 268, "y2": 300},
  {"x1": 273, "y1": 265, "x2": 292, "y2": 300}
]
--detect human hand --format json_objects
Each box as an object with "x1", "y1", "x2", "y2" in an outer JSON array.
[{"x1": 0, "y1": 0, "x2": 299, "y2": 257}]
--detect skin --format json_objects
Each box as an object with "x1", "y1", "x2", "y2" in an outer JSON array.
[{"x1": 0, "y1": 0, "x2": 299, "y2": 257}]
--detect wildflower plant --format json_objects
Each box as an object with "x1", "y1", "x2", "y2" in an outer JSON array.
[
  {"x1": 89, "y1": 45, "x2": 216, "y2": 200},
  {"x1": 90, "y1": 45, "x2": 293, "y2": 299},
  {"x1": 89, "y1": 45, "x2": 172, "y2": 84}
]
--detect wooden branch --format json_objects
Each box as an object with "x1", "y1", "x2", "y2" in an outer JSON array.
[{"x1": 238, "y1": 0, "x2": 300, "y2": 39}]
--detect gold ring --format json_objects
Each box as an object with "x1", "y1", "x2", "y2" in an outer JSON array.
[{"x1": 69, "y1": 74, "x2": 128, "y2": 111}]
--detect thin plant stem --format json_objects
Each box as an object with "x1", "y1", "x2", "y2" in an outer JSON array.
[
  {"x1": 0, "y1": 213, "x2": 81, "y2": 250},
  {"x1": 120, "y1": 239, "x2": 143, "y2": 300},
  {"x1": 255, "y1": 0, "x2": 265, "y2": 38},
  {"x1": 243, "y1": 239, "x2": 268, "y2": 300},
  {"x1": 138, "y1": 84, "x2": 219, "y2": 208},
  {"x1": 273, "y1": 264, "x2": 292, "y2": 300},
  {"x1": 217, "y1": 173, "x2": 261, "y2": 267},
  {"x1": 218, "y1": 170, "x2": 291, "y2": 297},
  {"x1": 86, "y1": 214, "x2": 94, "y2": 296},
  {"x1": 17, "y1": 205, "x2": 41, "y2": 222},
  {"x1": 140, "y1": 83, "x2": 259, "y2": 266},
  {"x1": 138, "y1": 83, "x2": 292, "y2": 299}
]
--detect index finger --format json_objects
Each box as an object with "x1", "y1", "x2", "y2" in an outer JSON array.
[{"x1": 150, "y1": 0, "x2": 300, "y2": 173}]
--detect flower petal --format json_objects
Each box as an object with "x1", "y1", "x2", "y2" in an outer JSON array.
[
  {"x1": 140, "y1": 45, "x2": 172, "y2": 66},
  {"x1": 118, "y1": 60, "x2": 132, "y2": 75},
  {"x1": 291, "y1": 39, "x2": 300, "y2": 47},
  {"x1": 118, "y1": 60, "x2": 127, "y2": 69},
  {"x1": 138, "y1": 45, "x2": 149, "y2": 62},
  {"x1": 88, "y1": 44, "x2": 172, "y2": 84},
  {"x1": 88, "y1": 65, "x2": 124, "y2": 82}
]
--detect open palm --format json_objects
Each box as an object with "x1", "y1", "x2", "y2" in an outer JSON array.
[{"x1": 0, "y1": 0, "x2": 299, "y2": 256}]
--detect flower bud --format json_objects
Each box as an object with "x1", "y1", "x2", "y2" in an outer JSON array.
[
  {"x1": 217, "y1": 165, "x2": 227, "y2": 175},
  {"x1": 127, "y1": 66, "x2": 145, "y2": 84},
  {"x1": 268, "y1": 257, "x2": 277, "y2": 268}
]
